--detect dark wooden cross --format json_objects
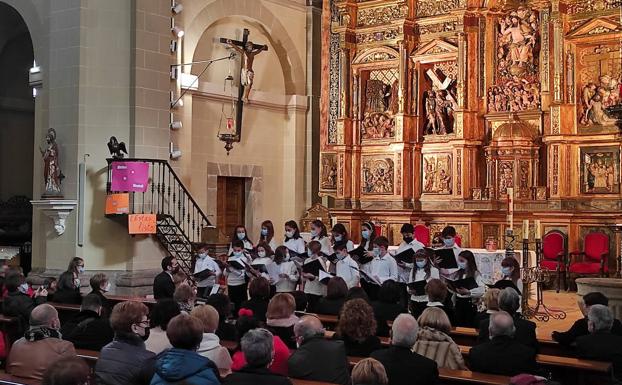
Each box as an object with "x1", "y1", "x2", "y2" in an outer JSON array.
[{"x1": 218, "y1": 29, "x2": 268, "y2": 151}]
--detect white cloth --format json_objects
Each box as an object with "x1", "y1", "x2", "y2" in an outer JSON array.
[
  {"x1": 312, "y1": 236, "x2": 334, "y2": 255},
  {"x1": 197, "y1": 333, "x2": 232, "y2": 372},
  {"x1": 194, "y1": 255, "x2": 221, "y2": 288},
  {"x1": 371, "y1": 253, "x2": 398, "y2": 284},
  {"x1": 394, "y1": 239, "x2": 425, "y2": 283},
  {"x1": 144, "y1": 327, "x2": 172, "y2": 354},
  {"x1": 225, "y1": 254, "x2": 250, "y2": 286},
  {"x1": 409, "y1": 266, "x2": 440, "y2": 302},
  {"x1": 335, "y1": 255, "x2": 360, "y2": 289},
  {"x1": 275, "y1": 260, "x2": 299, "y2": 292},
  {"x1": 303, "y1": 256, "x2": 327, "y2": 296},
  {"x1": 283, "y1": 237, "x2": 306, "y2": 255}
]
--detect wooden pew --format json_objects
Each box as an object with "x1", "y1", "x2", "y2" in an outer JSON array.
[{"x1": 0, "y1": 371, "x2": 40, "y2": 385}]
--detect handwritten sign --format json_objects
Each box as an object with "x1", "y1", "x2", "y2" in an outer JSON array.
[
  {"x1": 128, "y1": 214, "x2": 157, "y2": 234},
  {"x1": 111, "y1": 162, "x2": 149, "y2": 192},
  {"x1": 105, "y1": 193, "x2": 129, "y2": 214}
]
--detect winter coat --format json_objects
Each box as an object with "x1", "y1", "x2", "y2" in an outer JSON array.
[
  {"x1": 413, "y1": 326, "x2": 467, "y2": 370},
  {"x1": 150, "y1": 348, "x2": 219, "y2": 385}
]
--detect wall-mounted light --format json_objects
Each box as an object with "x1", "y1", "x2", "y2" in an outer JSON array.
[
  {"x1": 170, "y1": 66, "x2": 178, "y2": 80},
  {"x1": 171, "y1": 25, "x2": 184, "y2": 38},
  {"x1": 172, "y1": 2, "x2": 183, "y2": 14},
  {"x1": 29, "y1": 60, "x2": 42, "y2": 98},
  {"x1": 170, "y1": 40, "x2": 177, "y2": 53},
  {"x1": 169, "y1": 142, "x2": 182, "y2": 159},
  {"x1": 170, "y1": 113, "x2": 182, "y2": 130},
  {"x1": 170, "y1": 91, "x2": 184, "y2": 109}
]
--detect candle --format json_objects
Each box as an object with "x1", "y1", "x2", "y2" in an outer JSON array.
[
  {"x1": 535, "y1": 220, "x2": 541, "y2": 239},
  {"x1": 507, "y1": 188, "x2": 514, "y2": 230},
  {"x1": 523, "y1": 220, "x2": 529, "y2": 240},
  {"x1": 508, "y1": 213, "x2": 513, "y2": 231}
]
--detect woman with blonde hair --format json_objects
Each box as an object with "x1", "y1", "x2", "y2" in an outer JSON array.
[
  {"x1": 413, "y1": 307, "x2": 467, "y2": 370},
  {"x1": 266, "y1": 293, "x2": 299, "y2": 349},
  {"x1": 334, "y1": 298, "x2": 381, "y2": 357},
  {"x1": 475, "y1": 288, "x2": 500, "y2": 328},
  {"x1": 190, "y1": 304, "x2": 232, "y2": 376},
  {"x1": 351, "y1": 358, "x2": 388, "y2": 385}
]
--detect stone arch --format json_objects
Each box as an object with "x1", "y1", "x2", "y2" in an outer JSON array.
[
  {"x1": 352, "y1": 46, "x2": 400, "y2": 65},
  {"x1": 0, "y1": 0, "x2": 43, "y2": 62},
  {"x1": 184, "y1": 0, "x2": 305, "y2": 95}
]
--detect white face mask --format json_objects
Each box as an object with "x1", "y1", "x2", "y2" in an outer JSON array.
[
  {"x1": 237, "y1": 232, "x2": 246, "y2": 240},
  {"x1": 233, "y1": 251, "x2": 243, "y2": 257},
  {"x1": 334, "y1": 235, "x2": 343, "y2": 242},
  {"x1": 416, "y1": 259, "x2": 427, "y2": 268},
  {"x1": 78, "y1": 266, "x2": 85, "y2": 274},
  {"x1": 18, "y1": 283, "x2": 29, "y2": 294},
  {"x1": 284, "y1": 253, "x2": 290, "y2": 261},
  {"x1": 310, "y1": 229, "x2": 318, "y2": 237},
  {"x1": 307, "y1": 250, "x2": 313, "y2": 257},
  {"x1": 102, "y1": 282, "x2": 111, "y2": 292},
  {"x1": 285, "y1": 230, "x2": 295, "y2": 238},
  {"x1": 258, "y1": 251, "x2": 266, "y2": 258},
  {"x1": 198, "y1": 252, "x2": 208, "y2": 259},
  {"x1": 373, "y1": 247, "x2": 381, "y2": 257},
  {"x1": 457, "y1": 260, "x2": 468, "y2": 270}
]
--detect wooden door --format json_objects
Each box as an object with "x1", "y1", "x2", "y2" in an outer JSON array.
[{"x1": 217, "y1": 177, "x2": 246, "y2": 241}]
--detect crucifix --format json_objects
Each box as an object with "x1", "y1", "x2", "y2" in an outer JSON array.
[{"x1": 218, "y1": 29, "x2": 268, "y2": 153}]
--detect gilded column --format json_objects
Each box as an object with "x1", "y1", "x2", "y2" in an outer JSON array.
[
  {"x1": 551, "y1": 1, "x2": 562, "y2": 103},
  {"x1": 457, "y1": 32, "x2": 466, "y2": 109},
  {"x1": 540, "y1": 9, "x2": 550, "y2": 93}
]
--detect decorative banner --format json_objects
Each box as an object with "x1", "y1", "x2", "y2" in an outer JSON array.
[
  {"x1": 128, "y1": 214, "x2": 157, "y2": 234},
  {"x1": 105, "y1": 193, "x2": 129, "y2": 214},
  {"x1": 111, "y1": 162, "x2": 149, "y2": 192}
]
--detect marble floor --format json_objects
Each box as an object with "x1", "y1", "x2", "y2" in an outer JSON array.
[{"x1": 529, "y1": 290, "x2": 582, "y2": 340}]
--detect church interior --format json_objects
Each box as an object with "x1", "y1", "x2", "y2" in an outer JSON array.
[{"x1": 0, "y1": 0, "x2": 621, "y2": 384}]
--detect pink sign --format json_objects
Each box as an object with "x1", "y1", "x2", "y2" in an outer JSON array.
[{"x1": 111, "y1": 162, "x2": 149, "y2": 192}]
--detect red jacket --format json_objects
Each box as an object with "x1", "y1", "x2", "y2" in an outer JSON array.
[{"x1": 231, "y1": 335, "x2": 290, "y2": 376}]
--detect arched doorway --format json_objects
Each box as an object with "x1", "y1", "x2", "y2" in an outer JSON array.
[{"x1": 0, "y1": 2, "x2": 34, "y2": 274}]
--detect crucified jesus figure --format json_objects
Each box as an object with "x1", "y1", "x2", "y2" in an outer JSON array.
[{"x1": 226, "y1": 40, "x2": 266, "y2": 103}]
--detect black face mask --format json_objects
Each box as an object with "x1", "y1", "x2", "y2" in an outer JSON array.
[
  {"x1": 139, "y1": 326, "x2": 150, "y2": 341},
  {"x1": 171, "y1": 265, "x2": 180, "y2": 274},
  {"x1": 403, "y1": 236, "x2": 414, "y2": 244}
]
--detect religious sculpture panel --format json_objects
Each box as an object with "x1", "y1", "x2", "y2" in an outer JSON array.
[
  {"x1": 416, "y1": 0, "x2": 466, "y2": 17},
  {"x1": 362, "y1": 155, "x2": 395, "y2": 195},
  {"x1": 488, "y1": 7, "x2": 541, "y2": 112},
  {"x1": 580, "y1": 147, "x2": 621, "y2": 194},
  {"x1": 361, "y1": 68, "x2": 399, "y2": 140},
  {"x1": 498, "y1": 161, "x2": 514, "y2": 195},
  {"x1": 423, "y1": 62, "x2": 457, "y2": 135},
  {"x1": 423, "y1": 154, "x2": 452, "y2": 194},
  {"x1": 320, "y1": 153, "x2": 338, "y2": 191}
]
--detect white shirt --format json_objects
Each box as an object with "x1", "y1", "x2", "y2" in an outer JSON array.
[
  {"x1": 251, "y1": 256, "x2": 274, "y2": 282},
  {"x1": 394, "y1": 239, "x2": 425, "y2": 283},
  {"x1": 194, "y1": 254, "x2": 221, "y2": 288},
  {"x1": 283, "y1": 237, "x2": 306, "y2": 255},
  {"x1": 303, "y1": 256, "x2": 327, "y2": 296},
  {"x1": 312, "y1": 236, "x2": 334, "y2": 255},
  {"x1": 371, "y1": 253, "x2": 398, "y2": 284},
  {"x1": 275, "y1": 260, "x2": 299, "y2": 292},
  {"x1": 409, "y1": 265, "x2": 440, "y2": 302},
  {"x1": 224, "y1": 254, "x2": 250, "y2": 286},
  {"x1": 228, "y1": 240, "x2": 253, "y2": 255},
  {"x1": 336, "y1": 255, "x2": 360, "y2": 289}
]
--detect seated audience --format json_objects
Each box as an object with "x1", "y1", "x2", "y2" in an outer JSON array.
[
  {"x1": 372, "y1": 280, "x2": 405, "y2": 337},
  {"x1": 151, "y1": 313, "x2": 220, "y2": 385},
  {"x1": 334, "y1": 298, "x2": 382, "y2": 357},
  {"x1": 232, "y1": 309, "x2": 290, "y2": 376},
  {"x1": 576, "y1": 304, "x2": 622, "y2": 382},
  {"x1": 351, "y1": 358, "x2": 389, "y2": 385},
  {"x1": 346, "y1": 286, "x2": 370, "y2": 303},
  {"x1": 224, "y1": 328, "x2": 293, "y2": 385},
  {"x1": 153, "y1": 256, "x2": 179, "y2": 300},
  {"x1": 43, "y1": 277, "x2": 58, "y2": 302},
  {"x1": 266, "y1": 293, "x2": 299, "y2": 349},
  {"x1": 53, "y1": 257, "x2": 84, "y2": 304},
  {"x1": 191, "y1": 304, "x2": 233, "y2": 375},
  {"x1": 241, "y1": 277, "x2": 270, "y2": 322},
  {"x1": 370, "y1": 314, "x2": 438, "y2": 385},
  {"x1": 7, "y1": 304, "x2": 76, "y2": 381},
  {"x1": 42, "y1": 356, "x2": 90, "y2": 385},
  {"x1": 174, "y1": 282, "x2": 196, "y2": 313},
  {"x1": 477, "y1": 287, "x2": 537, "y2": 352},
  {"x1": 413, "y1": 307, "x2": 467, "y2": 370},
  {"x1": 474, "y1": 288, "x2": 500, "y2": 328},
  {"x1": 292, "y1": 290, "x2": 308, "y2": 312},
  {"x1": 552, "y1": 291, "x2": 622, "y2": 346},
  {"x1": 60, "y1": 293, "x2": 114, "y2": 350},
  {"x1": 316, "y1": 276, "x2": 348, "y2": 316},
  {"x1": 145, "y1": 298, "x2": 181, "y2": 354},
  {"x1": 88, "y1": 273, "x2": 111, "y2": 316},
  {"x1": 2, "y1": 271, "x2": 47, "y2": 335},
  {"x1": 95, "y1": 301, "x2": 156, "y2": 385},
  {"x1": 289, "y1": 315, "x2": 350, "y2": 385},
  {"x1": 206, "y1": 293, "x2": 237, "y2": 341},
  {"x1": 469, "y1": 311, "x2": 537, "y2": 376},
  {"x1": 424, "y1": 278, "x2": 454, "y2": 324}
]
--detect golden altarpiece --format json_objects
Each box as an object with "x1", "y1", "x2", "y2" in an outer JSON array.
[{"x1": 318, "y1": 0, "x2": 622, "y2": 263}]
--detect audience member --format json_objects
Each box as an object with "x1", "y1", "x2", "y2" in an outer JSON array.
[
  {"x1": 413, "y1": 307, "x2": 467, "y2": 370},
  {"x1": 552, "y1": 292, "x2": 622, "y2": 346},
  {"x1": 469, "y1": 311, "x2": 537, "y2": 376},
  {"x1": 346, "y1": 286, "x2": 370, "y2": 303},
  {"x1": 266, "y1": 293, "x2": 299, "y2": 349},
  {"x1": 174, "y1": 282, "x2": 196, "y2": 313},
  {"x1": 151, "y1": 313, "x2": 220, "y2": 385},
  {"x1": 88, "y1": 273, "x2": 111, "y2": 315},
  {"x1": 95, "y1": 301, "x2": 156, "y2": 385},
  {"x1": 292, "y1": 290, "x2": 308, "y2": 312},
  {"x1": 474, "y1": 288, "x2": 500, "y2": 327},
  {"x1": 43, "y1": 277, "x2": 58, "y2": 302},
  {"x1": 145, "y1": 298, "x2": 181, "y2": 354},
  {"x1": 241, "y1": 277, "x2": 270, "y2": 322},
  {"x1": 477, "y1": 288, "x2": 537, "y2": 351},
  {"x1": 60, "y1": 293, "x2": 114, "y2": 350},
  {"x1": 7, "y1": 304, "x2": 76, "y2": 381},
  {"x1": 224, "y1": 328, "x2": 293, "y2": 385},
  {"x1": 576, "y1": 304, "x2": 622, "y2": 382},
  {"x1": 2, "y1": 271, "x2": 47, "y2": 335},
  {"x1": 191, "y1": 304, "x2": 233, "y2": 375},
  {"x1": 424, "y1": 278, "x2": 454, "y2": 324},
  {"x1": 334, "y1": 298, "x2": 382, "y2": 357},
  {"x1": 153, "y1": 256, "x2": 179, "y2": 300},
  {"x1": 206, "y1": 293, "x2": 236, "y2": 341},
  {"x1": 372, "y1": 280, "x2": 404, "y2": 337},
  {"x1": 53, "y1": 257, "x2": 84, "y2": 304},
  {"x1": 351, "y1": 358, "x2": 388, "y2": 385},
  {"x1": 42, "y1": 356, "x2": 90, "y2": 385},
  {"x1": 289, "y1": 315, "x2": 350, "y2": 385},
  {"x1": 370, "y1": 314, "x2": 438, "y2": 385},
  {"x1": 315, "y1": 276, "x2": 348, "y2": 316}
]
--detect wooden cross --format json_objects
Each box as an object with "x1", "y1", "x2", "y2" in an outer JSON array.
[{"x1": 218, "y1": 29, "x2": 268, "y2": 150}]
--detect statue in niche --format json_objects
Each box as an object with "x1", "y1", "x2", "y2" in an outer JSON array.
[
  {"x1": 362, "y1": 76, "x2": 397, "y2": 140},
  {"x1": 423, "y1": 154, "x2": 452, "y2": 194},
  {"x1": 499, "y1": 162, "x2": 514, "y2": 195},
  {"x1": 362, "y1": 157, "x2": 394, "y2": 194},
  {"x1": 579, "y1": 74, "x2": 621, "y2": 126},
  {"x1": 320, "y1": 154, "x2": 337, "y2": 190},
  {"x1": 423, "y1": 64, "x2": 456, "y2": 135},
  {"x1": 40, "y1": 128, "x2": 64, "y2": 197},
  {"x1": 366, "y1": 79, "x2": 388, "y2": 113}
]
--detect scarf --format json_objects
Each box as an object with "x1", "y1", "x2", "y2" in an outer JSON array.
[{"x1": 25, "y1": 326, "x2": 62, "y2": 342}]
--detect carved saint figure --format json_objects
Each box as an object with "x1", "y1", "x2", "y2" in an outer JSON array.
[
  {"x1": 226, "y1": 40, "x2": 266, "y2": 102},
  {"x1": 499, "y1": 163, "x2": 513, "y2": 195},
  {"x1": 40, "y1": 128, "x2": 64, "y2": 196},
  {"x1": 425, "y1": 90, "x2": 438, "y2": 134},
  {"x1": 580, "y1": 74, "x2": 621, "y2": 126}
]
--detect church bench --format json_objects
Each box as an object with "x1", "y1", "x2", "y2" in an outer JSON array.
[{"x1": 0, "y1": 371, "x2": 40, "y2": 385}]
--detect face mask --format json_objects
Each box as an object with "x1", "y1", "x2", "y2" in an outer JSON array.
[
  {"x1": 307, "y1": 250, "x2": 313, "y2": 257},
  {"x1": 237, "y1": 232, "x2": 246, "y2": 240},
  {"x1": 261, "y1": 228, "x2": 268, "y2": 236},
  {"x1": 416, "y1": 259, "x2": 427, "y2": 268},
  {"x1": 285, "y1": 230, "x2": 295, "y2": 238},
  {"x1": 373, "y1": 247, "x2": 381, "y2": 257},
  {"x1": 198, "y1": 252, "x2": 208, "y2": 259},
  {"x1": 102, "y1": 282, "x2": 111, "y2": 292},
  {"x1": 457, "y1": 261, "x2": 467, "y2": 270},
  {"x1": 443, "y1": 238, "x2": 455, "y2": 247},
  {"x1": 74, "y1": 278, "x2": 81, "y2": 288},
  {"x1": 310, "y1": 229, "x2": 318, "y2": 237},
  {"x1": 338, "y1": 252, "x2": 348, "y2": 260},
  {"x1": 78, "y1": 266, "x2": 85, "y2": 274},
  {"x1": 502, "y1": 267, "x2": 512, "y2": 276},
  {"x1": 403, "y1": 236, "x2": 414, "y2": 244},
  {"x1": 284, "y1": 253, "x2": 290, "y2": 261},
  {"x1": 233, "y1": 251, "x2": 243, "y2": 257},
  {"x1": 258, "y1": 251, "x2": 266, "y2": 258},
  {"x1": 138, "y1": 325, "x2": 150, "y2": 341},
  {"x1": 18, "y1": 283, "x2": 29, "y2": 294},
  {"x1": 362, "y1": 230, "x2": 370, "y2": 239},
  {"x1": 334, "y1": 235, "x2": 343, "y2": 242}
]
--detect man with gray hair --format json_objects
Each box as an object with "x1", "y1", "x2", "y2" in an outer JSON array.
[
  {"x1": 288, "y1": 315, "x2": 349, "y2": 385},
  {"x1": 6, "y1": 304, "x2": 76, "y2": 381},
  {"x1": 577, "y1": 304, "x2": 622, "y2": 382},
  {"x1": 370, "y1": 314, "x2": 438, "y2": 385},
  {"x1": 223, "y1": 328, "x2": 292, "y2": 385},
  {"x1": 470, "y1": 311, "x2": 537, "y2": 376}
]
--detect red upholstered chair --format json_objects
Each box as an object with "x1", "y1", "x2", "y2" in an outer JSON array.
[
  {"x1": 568, "y1": 232, "x2": 609, "y2": 282},
  {"x1": 540, "y1": 230, "x2": 567, "y2": 292},
  {"x1": 455, "y1": 234, "x2": 462, "y2": 247},
  {"x1": 414, "y1": 224, "x2": 431, "y2": 247}
]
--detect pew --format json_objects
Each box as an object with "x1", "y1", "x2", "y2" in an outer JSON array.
[{"x1": 0, "y1": 371, "x2": 39, "y2": 385}]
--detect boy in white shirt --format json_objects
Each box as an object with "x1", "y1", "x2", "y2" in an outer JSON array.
[
  {"x1": 394, "y1": 223, "x2": 425, "y2": 307},
  {"x1": 302, "y1": 240, "x2": 327, "y2": 312},
  {"x1": 332, "y1": 243, "x2": 360, "y2": 289},
  {"x1": 371, "y1": 236, "x2": 398, "y2": 285},
  {"x1": 194, "y1": 245, "x2": 222, "y2": 298},
  {"x1": 437, "y1": 225, "x2": 463, "y2": 278},
  {"x1": 224, "y1": 239, "x2": 251, "y2": 314}
]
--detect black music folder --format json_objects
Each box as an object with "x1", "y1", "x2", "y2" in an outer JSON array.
[
  {"x1": 487, "y1": 279, "x2": 522, "y2": 295},
  {"x1": 407, "y1": 280, "x2": 427, "y2": 296},
  {"x1": 427, "y1": 248, "x2": 458, "y2": 269},
  {"x1": 302, "y1": 259, "x2": 325, "y2": 276},
  {"x1": 446, "y1": 276, "x2": 478, "y2": 291},
  {"x1": 394, "y1": 248, "x2": 416, "y2": 264}
]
